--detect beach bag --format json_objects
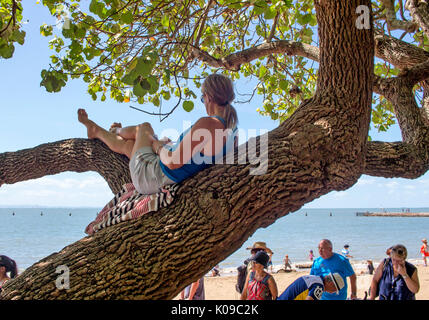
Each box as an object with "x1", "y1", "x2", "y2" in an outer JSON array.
[{"x1": 236, "y1": 264, "x2": 247, "y2": 294}]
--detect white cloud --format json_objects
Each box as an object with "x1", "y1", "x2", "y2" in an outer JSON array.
[
  {"x1": 0, "y1": 173, "x2": 113, "y2": 207},
  {"x1": 333, "y1": 191, "x2": 348, "y2": 198},
  {"x1": 404, "y1": 185, "x2": 416, "y2": 190}
]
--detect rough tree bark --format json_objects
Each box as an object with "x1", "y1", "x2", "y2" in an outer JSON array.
[{"x1": 0, "y1": 0, "x2": 426, "y2": 299}]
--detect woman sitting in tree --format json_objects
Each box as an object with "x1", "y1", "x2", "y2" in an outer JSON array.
[{"x1": 78, "y1": 73, "x2": 238, "y2": 195}]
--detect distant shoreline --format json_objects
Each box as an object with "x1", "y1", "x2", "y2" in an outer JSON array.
[{"x1": 356, "y1": 211, "x2": 429, "y2": 217}]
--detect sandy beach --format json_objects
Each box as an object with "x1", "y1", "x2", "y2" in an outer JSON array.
[{"x1": 178, "y1": 262, "x2": 429, "y2": 300}]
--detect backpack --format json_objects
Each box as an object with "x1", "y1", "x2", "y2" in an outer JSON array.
[{"x1": 236, "y1": 264, "x2": 248, "y2": 294}]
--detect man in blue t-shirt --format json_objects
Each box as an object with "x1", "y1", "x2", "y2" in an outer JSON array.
[{"x1": 310, "y1": 239, "x2": 357, "y2": 300}]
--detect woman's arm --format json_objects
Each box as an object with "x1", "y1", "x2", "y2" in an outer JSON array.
[
  {"x1": 158, "y1": 117, "x2": 224, "y2": 170},
  {"x1": 240, "y1": 272, "x2": 251, "y2": 300},
  {"x1": 188, "y1": 280, "x2": 200, "y2": 300},
  {"x1": 400, "y1": 266, "x2": 420, "y2": 294},
  {"x1": 268, "y1": 276, "x2": 278, "y2": 300},
  {"x1": 369, "y1": 261, "x2": 384, "y2": 300}
]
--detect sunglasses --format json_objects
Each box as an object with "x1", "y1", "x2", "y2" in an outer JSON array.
[{"x1": 391, "y1": 247, "x2": 406, "y2": 257}]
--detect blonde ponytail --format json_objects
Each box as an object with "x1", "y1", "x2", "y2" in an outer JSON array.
[{"x1": 224, "y1": 103, "x2": 238, "y2": 129}]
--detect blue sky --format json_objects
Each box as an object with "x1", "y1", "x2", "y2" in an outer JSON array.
[{"x1": 1, "y1": 2, "x2": 428, "y2": 208}]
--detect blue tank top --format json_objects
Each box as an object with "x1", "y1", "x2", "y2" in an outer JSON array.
[
  {"x1": 159, "y1": 116, "x2": 237, "y2": 183},
  {"x1": 378, "y1": 258, "x2": 416, "y2": 300}
]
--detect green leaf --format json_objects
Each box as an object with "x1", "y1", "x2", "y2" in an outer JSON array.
[
  {"x1": 0, "y1": 43, "x2": 14, "y2": 59},
  {"x1": 183, "y1": 100, "x2": 194, "y2": 112},
  {"x1": 259, "y1": 65, "x2": 268, "y2": 78},
  {"x1": 134, "y1": 55, "x2": 157, "y2": 76},
  {"x1": 120, "y1": 11, "x2": 133, "y2": 24},
  {"x1": 140, "y1": 78, "x2": 151, "y2": 91},
  {"x1": 253, "y1": 0, "x2": 268, "y2": 15},
  {"x1": 279, "y1": 80, "x2": 288, "y2": 91},
  {"x1": 11, "y1": 30, "x2": 25, "y2": 45},
  {"x1": 161, "y1": 15, "x2": 169, "y2": 28},
  {"x1": 297, "y1": 13, "x2": 313, "y2": 26},
  {"x1": 147, "y1": 75, "x2": 159, "y2": 94},
  {"x1": 121, "y1": 71, "x2": 138, "y2": 85},
  {"x1": 264, "y1": 7, "x2": 277, "y2": 20},
  {"x1": 133, "y1": 81, "x2": 147, "y2": 97}
]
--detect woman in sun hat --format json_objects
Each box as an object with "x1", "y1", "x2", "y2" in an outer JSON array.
[
  {"x1": 370, "y1": 244, "x2": 420, "y2": 300},
  {"x1": 246, "y1": 241, "x2": 273, "y2": 255},
  {"x1": 244, "y1": 242, "x2": 273, "y2": 273},
  {"x1": 420, "y1": 239, "x2": 429, "y2": 267},
  {"x1": 240, "y1": 251, "x2": 278, "y2": 300}
]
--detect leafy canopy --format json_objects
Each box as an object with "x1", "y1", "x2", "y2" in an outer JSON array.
[
  {"x1": 1, "y1": 0, "x2": 428, "y2": 130},
  {"x1": 0, "y1": 0, "x2": 25, "y2": 59},
  {"x1": 37, "y1": 0, "x2": 318, "y2": 120}
]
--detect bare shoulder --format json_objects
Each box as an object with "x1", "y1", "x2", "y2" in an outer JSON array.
[{"x1": 194, "y1": 117, "x2": 224, "y2": 130}]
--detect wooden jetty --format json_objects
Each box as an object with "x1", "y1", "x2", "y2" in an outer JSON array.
[{"x1": 356, "y1": 211, "x2": 429, "y2": 217}]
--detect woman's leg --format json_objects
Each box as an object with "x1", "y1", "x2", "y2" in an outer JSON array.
[
  {"x1": 130, "y1": 122, "x2": 155, "y2": 159},
  {"x1": 77, "y1": 109, "x2": 134, "y2": 158}
]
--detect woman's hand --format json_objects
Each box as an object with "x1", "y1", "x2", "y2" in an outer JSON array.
[
  {"x1": 392, "y1": 259, "x2": 407, "y2": 277},
  {"x1": 151, "y1": 138, "x2": 164, "y2": 155}
]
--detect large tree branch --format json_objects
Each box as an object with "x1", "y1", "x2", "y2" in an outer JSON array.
[
  {"x1": 375, "y1": 32, "x2": 429, "y2": 69},
  {"x1": 0, "y1": 139, "x2": 130, "y2": 194},
  {"x1": 406, "y1": 0, "x2": 429, "y2": 38},
  {"x1": 364, "y1": 140, "x2": 429, "y2": 178},
  {"x1": 190, "y1": 40, "x2": 320, "y2": 71},
  {"x1": 380, "y1": 0, "x2": 417, "y2": 32}
]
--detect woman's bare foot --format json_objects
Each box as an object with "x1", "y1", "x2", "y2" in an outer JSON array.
[{"x1": 77, "y1": 109, "x2": 99, "y2": 139}]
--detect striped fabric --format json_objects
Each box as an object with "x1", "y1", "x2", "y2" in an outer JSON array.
[
  {"x1": 85, "y1": 183, "x2": 179, "y2": 235},
  {"x1": 247, "y1": 272, "x2": 272, "y2": 300}
]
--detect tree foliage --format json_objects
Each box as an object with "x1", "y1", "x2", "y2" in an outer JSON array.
[
  {"x1": 2, "y1": 0, "x2": 429, "y2": 128},
  {"x1": 0, "y1": 0, "x2": 25, "y2": 59}
]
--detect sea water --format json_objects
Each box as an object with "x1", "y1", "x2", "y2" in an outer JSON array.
[{"x1": 1, "y1": 207, "x2": 428, "y2": 273}]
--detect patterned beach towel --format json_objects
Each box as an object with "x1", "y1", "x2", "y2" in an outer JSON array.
[{"x1": 85, "y1": 183, "x2": 179, "y2": 235}]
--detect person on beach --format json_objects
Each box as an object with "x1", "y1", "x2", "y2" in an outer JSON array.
[
  {"x1": 283, "y1": 254, "x2": 292, "y2": 270},
  {"x1": 236, "y1": 242, "x2": 273, "y2": 294},
  {"x1": 310, "y1": 239, "x2": 357, "y2": 300},
  {"x1": 309, "y1": 250, "x2": 314, "y2": 262},
  {"x1": 244, "y1": 242, "x2": 273, "y2": 273},
  {"x1": 420, "y1": 239, "x2": 429, "y2": 267},
  {"x1": 341, "y1": 244, "x2": 353, "y2": 259},
  {"x1": 267, "y1": 252, "x2": 273, "y2": 272},
  {"x1": 78, "y1": 73, "x2": 238, "y2": 195},
  {"x1": 180, "y1": 277, "x2": 205, "y2": 300},
  {"x1": 367, "y1": 260, "x2": 374, "y2": 275},
  {"x1": 360, "y1": 260, "x2": 375, "y2": 275},
  {"x1": 211, "y1": 265, "x2": 220, "y2": 277},
  {"x1": 241, "y1": 251, "x2": 278, "y2": 300},
  {"x1": 369, "y1": 244, "x2": 419, "y2": 300},
  {"x1": 0, "y1": 255, "x2": 18, "y2": 292},
  {"x1": 277, "y1": 273, "x2": 345, "y2": 300}
]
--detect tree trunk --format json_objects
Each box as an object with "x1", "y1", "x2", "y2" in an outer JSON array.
[{"x1": 0, "y1": 0, "x2": 376, "y2": 299}]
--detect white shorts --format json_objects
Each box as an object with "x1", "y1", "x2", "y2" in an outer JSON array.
[{"x1": 129, "y1": 147, "x2": 174, "y2": 195}]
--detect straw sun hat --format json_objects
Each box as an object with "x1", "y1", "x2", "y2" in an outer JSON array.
[{"x1": 246, "y1": 241, "x2": 273, "y2": 254}]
